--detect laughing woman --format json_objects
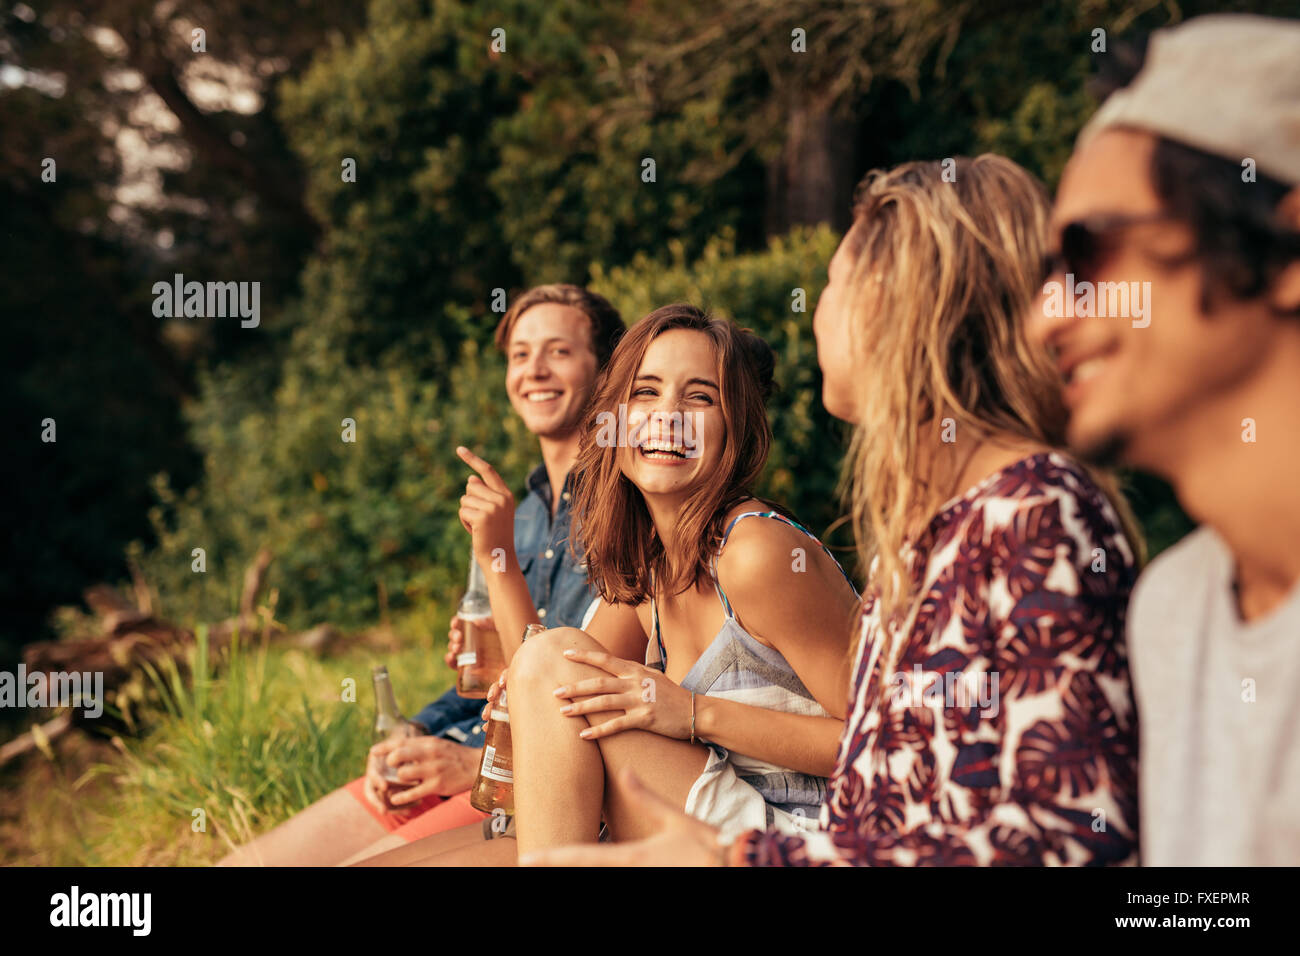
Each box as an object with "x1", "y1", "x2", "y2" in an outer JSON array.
[
  {"x1": 361, "y1": 305, "x2": 862, "y2": 865},
  {"x1": 505, "y1": 306, "x2": 861, "y2": 855},
  {"x1": 524, "y1": 155, "x2": 1144, "y2": 867}
]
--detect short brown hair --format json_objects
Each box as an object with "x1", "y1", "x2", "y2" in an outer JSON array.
[
  {"x1": 493, "y1": 284, "x2": 625, "y2": 368},
  {"x1": 570, "y1": 304, "x2": 778, "y2": 604}
]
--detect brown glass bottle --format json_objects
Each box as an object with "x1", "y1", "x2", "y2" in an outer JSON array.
[
  {"x1": 456, "y1": 615, "x2": 504, "y2": 697},
  {"x1": 469, "y1": 623, "x2": 545, "y2": 815},
  {"x1": 455, "y1": 555, "x2": 504, "y2": 697},
  {"x1": 469, "y1": 690, "x2": 514, "y2": 815}
]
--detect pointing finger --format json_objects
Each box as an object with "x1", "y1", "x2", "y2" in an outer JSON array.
[{"x1": 456, "y1": 446, "x2": 509, "y2": 494}]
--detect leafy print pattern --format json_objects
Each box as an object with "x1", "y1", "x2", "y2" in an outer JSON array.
[{"x1": 738, "y1": 453, "x2": 1138, "y2": 866}]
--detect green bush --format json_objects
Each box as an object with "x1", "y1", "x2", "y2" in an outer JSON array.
[{"x1": 139, "y1": 330, "x2": 534, "y2": 635}]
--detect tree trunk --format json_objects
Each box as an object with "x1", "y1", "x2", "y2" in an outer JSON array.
[{"x1": 765, "y1": 95, "x2": 858, "y2": 237}]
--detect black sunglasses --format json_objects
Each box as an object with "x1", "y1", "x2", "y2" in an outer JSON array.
[{"x1": 1041, "y1": 212, "x2": 1175, "y2": 285}]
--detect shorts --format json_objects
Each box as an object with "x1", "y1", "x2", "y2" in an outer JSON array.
[
  {"x1": 684, "y1": 745, "x2": 821, "y2": 841},
  {"x1": 344, "y1": 778, "x2": 488, "y2": 841},
  {"x1": 481, "y1": 812, "x2": 517, "y2": 840}
]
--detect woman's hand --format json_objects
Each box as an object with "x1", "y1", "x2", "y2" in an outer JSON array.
[
  {"x1": 481, "y1": 667, "x2": 507, "y2": 721},
  {"x1": 520, "y1": 768, "x2": 727, "y2": 867},
  {"x1": 554, "y1": 647, "x2": 693, "y2": 741}
]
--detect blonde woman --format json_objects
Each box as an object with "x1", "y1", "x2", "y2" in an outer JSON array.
[{"x1": 525, "y1": 155, "x2": 1143, "y2": 866}]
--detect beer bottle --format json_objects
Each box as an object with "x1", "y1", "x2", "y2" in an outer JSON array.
[
  {"x1": 371, "y1": 665, "x2": 420, "y2": 787},
  {"x1": 455, "y1": 554, "x2": 503, "y2": 697},
  {"x1": 470, "y1": 623, "x2": 545, "y2": 815}
]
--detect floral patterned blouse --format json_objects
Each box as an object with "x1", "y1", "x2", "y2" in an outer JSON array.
[{"x1": 734, "y1": 453, "x2": 1139, "y2": 866}]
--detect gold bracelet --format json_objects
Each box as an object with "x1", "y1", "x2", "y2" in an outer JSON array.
[{"x1": 690, "y1": 691, "x2": 696, "y2": 745}]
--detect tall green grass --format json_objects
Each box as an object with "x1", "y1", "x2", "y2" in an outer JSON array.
[{"x1": 11, "y1": 623, "x2": 449, "y2": 865}]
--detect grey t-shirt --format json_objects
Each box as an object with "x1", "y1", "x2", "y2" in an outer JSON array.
[{"x1": 1129, "y1": 526, "x2": 1300, "y2": 865}]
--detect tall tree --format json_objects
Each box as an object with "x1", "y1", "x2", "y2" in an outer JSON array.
[{"x1": 0, "y1": 0, "x2": 365, "y2": 659}]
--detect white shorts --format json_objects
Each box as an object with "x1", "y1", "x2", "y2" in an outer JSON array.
[{"x1": 683, "y1": 745, "x2": 822, "y2": 840}]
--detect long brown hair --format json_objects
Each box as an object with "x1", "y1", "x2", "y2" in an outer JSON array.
[
  {"x1": 838, "y1": 155, "x2": 1143, "y2": 632},
  {"x1": 570, "y1": 304, "x2": 777, "y2": 604}
]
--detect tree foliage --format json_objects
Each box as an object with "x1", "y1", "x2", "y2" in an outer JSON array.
[{"x1": 12, "y1": 0, "x2": 1275, "y2": 652}]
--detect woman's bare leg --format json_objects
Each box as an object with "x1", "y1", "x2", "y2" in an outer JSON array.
[
  {"x1": 337, "y1": 832, "x2": 408, "y2": 866},
  {"x1": 509, "y1": 627, "x2": 710, "y2": 854},
  {"x1": 349, "y1": 821, "x2": 492, "y2": 866},
  {"x1": 218, "y1": 786, "x2": 388, "y2": 866},
  {"x1": 402, "y1": 839, "x2": 518, "y2": 867}
]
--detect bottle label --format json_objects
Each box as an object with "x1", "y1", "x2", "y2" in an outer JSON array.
[
  {"x1": 457, "y1": 652, "x2": 477, "y2": 667},
  {"x1": 480, "y1": 745, "x2": 513, "y2": 783},
  {"x1": 489, "y1": 708, "x2": 509, "y2": 723}
]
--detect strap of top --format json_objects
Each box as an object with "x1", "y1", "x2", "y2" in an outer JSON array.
[
  {"x1": 709, "y1": 511, "x2": 857, "y2": 619},
  {"x1": 645, "y1": 511, "x2": 857, "y2": 670},
  {"x1": 646, "y1": 567, "x2": 667, "y2": 673}
]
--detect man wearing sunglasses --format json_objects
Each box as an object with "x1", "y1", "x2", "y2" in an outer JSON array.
[{"x1": 1033, "y1": 14, "x2": 1300, "y2": 865}]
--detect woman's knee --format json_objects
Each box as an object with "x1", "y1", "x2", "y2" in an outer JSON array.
[{"x1": 509, "y1": 626, "x2": 595, "y2": 696}]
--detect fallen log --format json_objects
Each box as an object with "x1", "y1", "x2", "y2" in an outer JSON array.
[
  {"x1": 24, "y1": 548, "x2": 279, "y2": 680},
  {"x1": 7, "y1": 550, "x2": 373, "y2": 767},
  {"x1": 22, "y1": 619, "x2": 192, "y2": 696}
]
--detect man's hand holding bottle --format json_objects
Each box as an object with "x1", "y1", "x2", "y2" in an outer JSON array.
[
  {"x1": 361, "y1": 612, "x2": 495, "y2": 815},
  {"x1": 363, "y1": 735, "x2": 481, "y2": 813}
]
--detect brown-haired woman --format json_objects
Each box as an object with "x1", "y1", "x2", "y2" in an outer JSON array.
[
  {"x1": 523, "y1": 155, "x2": 1143, "y2": 867},
  {"x1": 359, "y1": 305, "x2": 861, "y2": 865},
  {"x1": 504, "y1": 305, "x2": 861, "y2": 855}
]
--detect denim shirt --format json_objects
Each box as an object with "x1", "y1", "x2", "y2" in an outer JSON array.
[{"x1": 410, "y1": 464, "x2": 596, "y2": 747}]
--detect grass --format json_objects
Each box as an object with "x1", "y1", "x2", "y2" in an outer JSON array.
[{"x1": 1, "y1": 621, "x2": 450, "y2": 866}]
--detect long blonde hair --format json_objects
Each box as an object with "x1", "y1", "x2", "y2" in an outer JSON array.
[{"x1": 839, "y1": 155, "x2": 1142, "y2": 633}]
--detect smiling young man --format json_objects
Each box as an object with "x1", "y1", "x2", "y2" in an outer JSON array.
[
  {"x1": 220, "y1": 284, "x2": 624, "y2": 865},
  {"x1": 1032, "y1": 15, "x2": 1300, "y2": 865}
]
